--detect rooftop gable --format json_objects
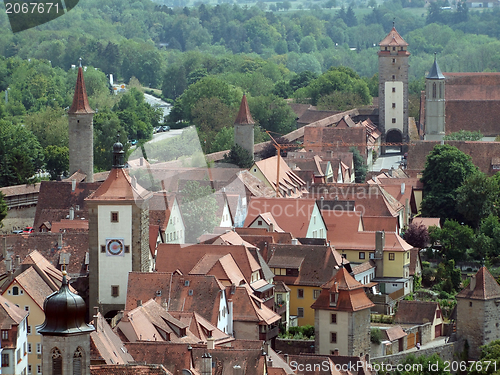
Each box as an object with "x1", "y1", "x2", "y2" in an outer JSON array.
[
  {"x1": 456, "y1": 266, "x2": 500, "y2": 300},
  {"x1": 394, "y1": 300, "x2": 440, "y2": 324}
]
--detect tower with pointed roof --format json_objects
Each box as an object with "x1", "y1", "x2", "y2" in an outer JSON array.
[
  {"x1": 68, "y1": 58, "x2": 95, "y2": 182},
  {"x1": 456, "y1": 266, "x2": 500, "y2": 359},
  {"x1": 424, "y1": 54, "x2": 446, "y2": 140},
  {"x1": 311, "y1": 267, "x2": 374, "y2": 356},
  {"x1": 38, "y1": 271, "x2": 94, "y2": 375},
  {"x1": 85, "y1": 138, "x2": 152, "y2": 318},
  {"x1": 378, "y1": 25, "x2": 410, "y2": 153},
  {"x1": 234, "y1": 94, "x2": 255, "y2": 161}
]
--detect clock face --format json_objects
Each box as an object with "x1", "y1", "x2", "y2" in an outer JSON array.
[{"x1": 106, "y1": 239, "x2": 124, "y2": 256}]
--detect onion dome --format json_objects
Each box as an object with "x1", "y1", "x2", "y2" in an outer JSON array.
[
  {"x1": 37, "y1": 272, "x2": 94, "y2": 335},
  {"x1": 112, "y1": 134, "x2": 125, "y2": 168}
]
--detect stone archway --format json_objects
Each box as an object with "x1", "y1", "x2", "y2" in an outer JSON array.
[{"x1": 385, "y1": 129, "x2": 403, "y2": 154}]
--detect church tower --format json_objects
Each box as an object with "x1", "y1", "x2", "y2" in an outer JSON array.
[
  {"x1": 68, "y1": 58, "x2": 95, "y2": 182},
  {"x1": 424, "y1": 54, "x2": 446, "y2": 140},
  {"x1": 38, "y1": 271, "x2": 94, "y2": 375},
  {"x1": 234, "y1": 94, "x2": 255, "y2": 160},
  {"x1": 378, "y1": 25, "x2": 410, "y2": 152},
  {"x1": 85, "y1": 138, "x2": 152, "y2": 318}
]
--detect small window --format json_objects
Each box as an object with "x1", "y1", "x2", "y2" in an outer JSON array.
[
  {"x1": 392, "y1": 75, "x2": 395, "y2": 79},
  {"x1": 469, "y1": 302, "x2": 473, "y2": 307},
  {"x1": 389, "y1": 253, "x2": 395, "y2": 260},
  {"x1": 330, "y1": 332, "x2": 337, "y2": 343},
  {"x1": 392, "y1": 118, "x2": 396, "y2": 124},
  {"x1": 359, "y1": 252, "x2": 365, "y2": 260},
  {"x1": 28, "y1": 364, "x2": 32, "y2": 374},
  {"x1": 407, "y1": 252, "x2": 410, "y2": 259},
  {"x1": 25, "y1": 306, "x2": 29, "y2": 312},
  {"x1": 37, "y1": 365, "x2": 41, "y2": 374},
  {"x1": 330, "y1": 292, "x2": 339, "y2": 307},
  {"x1": 111, "y1": 285, "x2": 119, "y2": 297},
  {"x1": 297, "y1": 289, "x2": 304, "y2": 299},
  {"x1": 392, "y1": 47, "x2": 395, "y2": 51},
  {"x1": 2, "y1": 353, "x2": 9, "y2": 367},
  {"x1": 258, "y1": 220, "x2": 262, "y2": 226},
  {"x1": 27, "y1": 325, "x2": 31, "y2": 335},
  {"x1": 12, "y1": 286, "x2": 19, "y2": 295},
  {"x1": 392, "y1": 58, "x2": 396, "y2": 63},
  {"x1": 125, "y1": 245, "x2": 130, "y2": 253},
  {"x1": 297, "y1": 308, "x2": 304, "y2": 318},
  {"x1": 111, "y1": 212, "x2": 119, "y2": 223},
  {"x1": 313, "y1": 289, "x2": 321, "y2": 300},
  {"x1": 369, "y1": 252, "x2": 375, "y2": 259},
  {"x1": 331, "y1": 313, "x2": 337, "y2": 324},
  {"x1": 101, "y1": 245, "x2": 106, "y2": 253},
  {"x1": 392, "y1": 103, "x2": 396, "y2": 108},
  {"x1": 28, "y1": 343, "x2": 32, "y2": 353},
  {"x1": 392, "y1": 87, "x2": 396, "y2": 93},
  {"x1": 184, "y1": 280, "x2": 190, "y2": 287},
  {"x1": 36, "y1": 343, "x2": 41, "y2": 354},
  {"x1": 2, "y1": 330, "x2": 8, "y2": 340},
  {"x1": 188, "y1": 289, "x2": 194, "y2": 296}
]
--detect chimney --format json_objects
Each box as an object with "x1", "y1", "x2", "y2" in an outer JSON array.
[
  {"x1": 401, "y1": 183, "x2": 405, "y2": 195},
  {"x1": 137, "y1": 300, "x2": 142, "y2": 307},
  {"x1": 269, "y1": 223, "x2": 274, "y2": 232},
  {"x1": 6, "y1": 259, "x2": 12, "y2": 273},
  {"x1": 375, "y1": 231, "x2": 385, "y2": 278},
  {"x1": 267, "y1": 358, "x2": 274, "y2": 368},
  {"x1": 263, "y1": 341, "x2": 270, "y2": 356},
  {"x1": 470, "y1": 276, "x2": 476, "y2": 291},
  {"x1": 284, "y1": 354, "x2": 289, "y2": 364},
  {"x1": 207, "y1": 336, "x2": 215, "y2": 350},
  {"x1": 233, "y1": 365, "x2": 243, "y2": 375},
  {"x1": 15, "y1": 255, "x2": 21, "y2": 269},
  {"x1": 291, "y1": 238, "x2": 298, "y2": 245},
  {"x1": 69, "y1": 207, "x2": 74, "y2": 220},
  {"x1": 201, "y1": 353, "x2": 212, "y2": 375},
  {"x1": 72, "y1": 179, "x2": 76, "y2": 191},
  {"x1": 2, "y1": 237, "x2": 6, "y2": 259},
  {"x1": 58, "y1": 233, "x2": 63, "y2": 249},
  {"x1": 228, "y1": 299, "x2": 233, "y2": 336}
]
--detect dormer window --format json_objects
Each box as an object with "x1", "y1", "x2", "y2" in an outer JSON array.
[{"x1": 329, "y1": 292, "x2": 339, "y2": 307}]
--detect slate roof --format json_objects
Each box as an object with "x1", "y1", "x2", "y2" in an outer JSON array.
[
  {"x1": 311, "y1": 267, "x2": 374, "y2": 312},
  {"x1": 126, "y1": 273, "x2": 224, "y2": 325},
  {"x1": 267, "y1": 244, "x2": 346, "y2": 287},
  {"x1": 394, "y1": 300, "x2": 439, "y2": 324},
  {"x1": 68, "y1": 65, "x2": 94, "y2": 114},
  {"x1": 91, "y1": 312, "x2": 134, "y2": 365},
  {"x1": 427, "y1": 55, "x2": 445, "y2": 80},
  {"x1": 244, "y1": 197, "x2": 320, "y2": 238},
  {"x1": 456, "y1": 266, "x2": 500, "y2": 300}
]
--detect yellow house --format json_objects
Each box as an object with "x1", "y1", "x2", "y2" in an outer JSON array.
[
  {"x1": 268, "y1": 243, "x2": 347, "y2": 327},
  {"x1": 2, "y1": 251, "x2": 74, "y2": 375}
]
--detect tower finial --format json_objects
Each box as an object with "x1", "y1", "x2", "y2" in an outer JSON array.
[
  {"x1": 79, "y1": 57, "x2": 82, "y2": 68},
  {"x1": 393, "y1": 18, "x2": 395, "y2": 28}
]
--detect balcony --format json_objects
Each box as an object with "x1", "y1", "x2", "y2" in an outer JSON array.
[
  {"x1": 275, "y1": 302, "x2": 286, "y2": 315},
  {"x1": 259, "y1": 325, "x2": 279, "y2": 341}
]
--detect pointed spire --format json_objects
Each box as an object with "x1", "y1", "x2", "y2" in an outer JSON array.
[
  {"x1": 68, "y1": 58, "x2": 94, "y2": 114},
  {"x1": 234, "y1": 94, "x2": 255, "y2": 125},
  {"x1": 426, "y1": 52, "x2": 445, "y2": 80}
]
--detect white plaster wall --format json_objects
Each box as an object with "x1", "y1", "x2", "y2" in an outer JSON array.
[
  {"x1": 317, "y1": 309, "x2": 349, "y2": 355},
  {"x1": 220, "y1": 202, "x2": 233, "y2": 228},
  {"x1": 306, "y1": 204, "x2": 327, "y2": 239},
  {"x1": 165, "y1": 199, "x2": 185, "y2": 244},
  {"x1": 384, "y1": 81, "x2": 404, "y2": 133},
  {"x1": 98, "y1": 205, "x2": 132, "y2": 306}
]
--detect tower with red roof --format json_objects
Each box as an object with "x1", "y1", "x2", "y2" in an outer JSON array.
[
  {"x1": 234, "y1": 94, "x2": 255, "y2": 161},
  {"x1": 378, "y1": 26, "x2": 410, "y2": 153}
]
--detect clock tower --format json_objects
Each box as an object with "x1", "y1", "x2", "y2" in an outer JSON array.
[{"x1": 85, "y1": 138, "x2": 152, "y2": 318}]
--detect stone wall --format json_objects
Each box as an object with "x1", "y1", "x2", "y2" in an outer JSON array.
[
  {"x1": 372, "y1": 342, "x2": 457, "y2": 366},
  {"x1": 350, "y1": 309, "x2": 371, "y2": 357},
  {"x1": 276, "y1": 339, "x2": 315, "y2": 355}
]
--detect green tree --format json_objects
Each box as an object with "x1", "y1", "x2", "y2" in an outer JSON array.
[
  {"x1": 429, "y1": 219, "x2": 474, "y2": 261},
  {"x1": 420, "y1": 144, "x2": 478, "y2": 222},
  {"x1": 248, "y1": 95, "x2": 296, "y2": 135},
  {"x1": 24, "y1": 107, "x2": 68, "y2": 149},
  {"x1": 223, "y1": 144, "x2": 254, "y2": 168},
  {"x1": 469, "y1": 340, "x2": 500, "y2": 375},
  {"x1": 93, "y1": 110, "x2": 128, "y2": 171},
  {"x1": 44, "y1": 145, "x2": 69, "y2": 180},
  {"x1": 0, "y1": 192, "x2": 7, "y2": 228},
  {"x1": 350, "y1": 147, "x2": 367, "y2": 183},
  {"x1": 209, "y1": 126, "x2": 234, "y2": 153},
  {"x1": 456, "y1": 172, "x2": 499, "y2": 229},
  {"x1": 180, "y1": 180, "x2": 219, "y2": 242},
  {"x1": 443, "y1": 130, "x2": 483, "y2": 141}
]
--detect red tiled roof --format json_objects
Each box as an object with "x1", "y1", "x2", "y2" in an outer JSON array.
[
  {"x1": 311, "y1": 267, "x2": 374, "y2": 312},
  {"x1": 91, "y1": 312, "x2": 134, "y2": 365},
  {"x1": 456, "y1": 266, "x2": 500, "y2": 300},
  {"x1": 304, "y1": 127, "x2": 367, "y2": 158},
  {"x1": 379, "y1": 27, "x2": 409, "y2": 47},
  {"x1": 331, "y1": 231, "x2": 412, "y2": 252},
  {"x1": 394, "y1": 300, "x2": 439, "y2": 324},
  {"x1": 86, "y1": 168, "x2": 151, "y2": 202},
  {"x1": 385, "y1": 326, "x2": 407, "y2": 342},
  {"x1": 0, "y1": 294, "x2": 28, "y2": 328},
  {"x1": 227, "y1": 286, "x2": 281, "y2": 325},
  {"x1": 234, "y1": 94, "x2": 255, "y2": 125},
  {"x1": 51, "y1": 219, "x2": 89, "y2": 232},
  {"x1": 362, "y1": 216, "x2": 398, "y2": 232},
  {"x1": 68, "y1": 66, "x2": 94, "y2": 114},
  {"x1": 90, "y1": 364, "x2": 171, "y2": 375}
]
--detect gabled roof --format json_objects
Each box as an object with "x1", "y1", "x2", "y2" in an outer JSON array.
[
  {"x1": 330, "y1": 231, "x2": 412, "y2": 252},
  {"x1": 91, "y1": 312, "x2": 134, "y2": 365},
  {"x1": 189, "y1": 253, "x2": 247, "y2": 286},
  {"x1": 250, "y1": 212, "x2": 285, "y2": 233},
  {"x1": 168, "y1": 311, "x2": 234, "y2": 345},
  {"x1": 212, "y1": 231, "x2": 258, "y2": 249},
  {"x1": 125, "y1": 273, "x2": 224, "y2": 325},
  {"x1": 385, "y1": 326, "x2": 407, "y2": 342},
  {"x1": 394, "y1": 300, "x2": 440, "y2": 324},
  {"x1": 0, "y1": 294, "x2": 28, "y2": 329},
  {"x1": 234, "y1": 94, "x2": 255, "y2": 125},
  {"x1": 456, "y1": 266, "x2": 500, "y2": 300},
  {"x1": 252, "y1": 156, "x2": 306, "y2": 198},
  {"x1": 311, "y1": 267, "x2": 374, "y2": 312},
  {"x1": 90, "y1": 364, "x2": 171, "y2": 375},
  {"x1": 379, "y1": 27, "x2": 409, "y2": 47},
  {"x1": 149, "y1": 192, "x2": 176, "y2": 231},
  {"x1": 68, "y1": 65, "x2": 94, "y2": 114},
  {"x1": 244, "y1": 197, "x2": 320, "y2": 238},
  {"x1": 235, "y1": 170, "x2": 276, "y2": 198},
  {"x1": 362, "y1": 216, "x2": 398, "y2": 232},
  {"x1": 268, "y1": 244, "x2": 346, "y2": 287},
  {"x1": 86, "y1": 168, "x2": 152, "y2": 202},
  {"x1": 227, "y1": 286, "x2": 281, "y2": 325}
]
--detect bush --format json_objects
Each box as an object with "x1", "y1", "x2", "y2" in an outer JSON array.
[{"x1": 371, "y1": 328, "x2": 383, "y2": 344}]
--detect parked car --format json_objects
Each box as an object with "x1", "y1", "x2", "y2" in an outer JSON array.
[
  {"x1": 22, "y1": 227, "x2": 33, "y2": 233},
  {"x1": 161, "y1": 125, "x2": 170, "y2": 132},
  {"x1": 12, "y1": 229, "x2": 23, "y2": 234},
  {"x1": 129, "y1": 139, "x2": 138, "y2": 146}
]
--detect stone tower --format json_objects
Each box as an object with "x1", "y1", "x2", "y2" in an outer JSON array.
[
  {"x1": 68, "y1": 59, "x2": 94, "y2": 182},
  {"x1": 456, "y1": 266, "x2": 500, "y2": 359},
  {"x1": 378, "y1": 26, "x2": 410, "y2": 152},
  {"x1": 311, "y1": 266, "x2": 374, "y2": 356},
  {"x1": 234, "y1": 94, "x2": 255, "y2": 160},
  {"x1": 85, "y1": 138, "x2": 152, "y2": 318},
  {"x1": 38, "y1": 271, "x2": 94, "y2": 375},
  {"x1": 424, "y1": 54, "x2": 446, "y2": 140}
]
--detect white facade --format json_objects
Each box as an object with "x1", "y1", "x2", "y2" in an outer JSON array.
[
  {"x1": 1, "y1": 316, "x2": 28, "y2": 375},
  {"x1": 219, "y1": 200, "x2": 233, "y2": 228},
  {"x1": 164, "y1": 198, "x2": 185, "y2": 244},
  {"x1": 217, "y1": 289, "x2": 232, "y2": 335},
  {"x1": 384, "y1": 81, "x2": 404, "y2": 133},
  {"x1": 97, "y1": 205, "x2": 132, "y2": 307},
  {"x1": 305, "y1": 204, "x2": 327, "y2": 239},
  {"x1": 353, "y1": 267, "x2": 376, "y2": 286}
]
